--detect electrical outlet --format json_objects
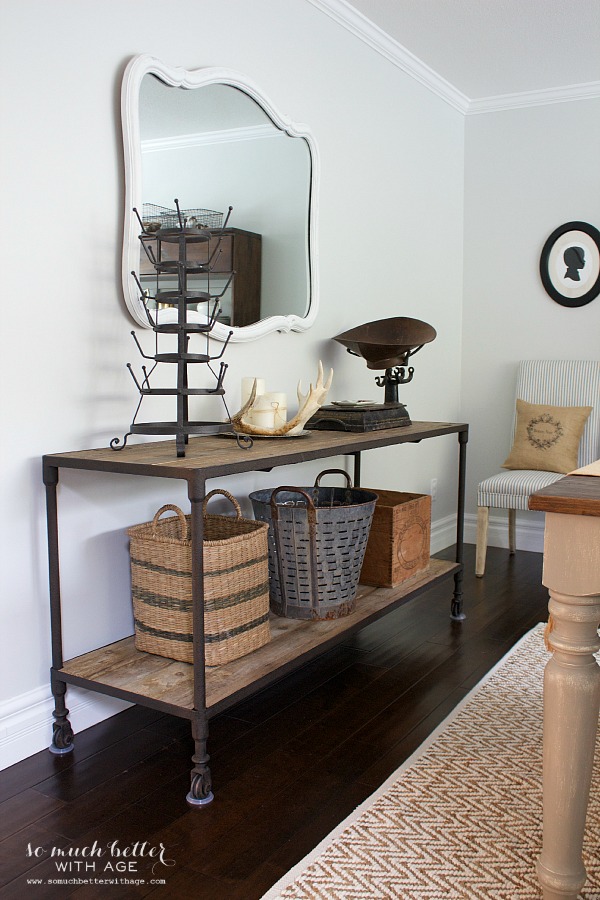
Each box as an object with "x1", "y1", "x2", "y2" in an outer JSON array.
[{"x1": 430, "y1": 478, "x2": 438, "y2": 502}]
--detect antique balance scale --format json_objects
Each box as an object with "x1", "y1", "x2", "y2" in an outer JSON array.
[{"x1": 307, "y1": 316, "x2": 437, "y2": 432}]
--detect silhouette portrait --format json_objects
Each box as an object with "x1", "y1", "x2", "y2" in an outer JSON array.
[{"x1": 564, "y1": 245, "x2": 585, "y2": 281}]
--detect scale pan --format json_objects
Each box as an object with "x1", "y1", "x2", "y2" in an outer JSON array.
[{"x1": 334, "y1": 317, "x2": 436, "y2": 369}]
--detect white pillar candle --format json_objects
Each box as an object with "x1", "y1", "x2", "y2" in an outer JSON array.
[
  {"x1": 252, "y1": 395, "x2": 274, "y2": 410},
  {"x1": 250, "y1": 407, "x2": 276, "y2": 429},
  {"x1": 262, "y1": 392, "x2": 287, "y2": 428},
  {"x1": 241, "y1": 376, "x2": 265, "y2": 406}
]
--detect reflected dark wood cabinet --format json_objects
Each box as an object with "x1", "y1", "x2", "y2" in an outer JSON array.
[{"x1": 140, "y1": 227, "x2": 262, "y2": 327}]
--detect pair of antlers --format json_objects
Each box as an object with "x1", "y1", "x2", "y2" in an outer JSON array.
[{"x1": 231, "y1": 361, "x2": 334, "y2": 436}]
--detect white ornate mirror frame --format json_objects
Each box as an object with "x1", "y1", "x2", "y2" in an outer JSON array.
[{"x1": 121, "y1": 54, "x2": 319, "y2": 341}]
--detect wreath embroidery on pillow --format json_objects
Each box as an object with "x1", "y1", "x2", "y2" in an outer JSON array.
[
  {"x1": 527, "y1": 413, "x2": 565, "y2": 451},
  {"x1": 503, "y1": 400, "x2": 591, "y2": 473}
]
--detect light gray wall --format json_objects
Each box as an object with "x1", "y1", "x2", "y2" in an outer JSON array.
[
  {"x1": 0, "y1": 0, "x2": 464, "y2": 766},
  {"x1": 461, "y1": 99, "x2": 600, "y2": 543}
]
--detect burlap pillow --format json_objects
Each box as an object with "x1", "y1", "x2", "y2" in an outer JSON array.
[{"x1": 502, "y1": 399, "x2": 592, "y2": 473}]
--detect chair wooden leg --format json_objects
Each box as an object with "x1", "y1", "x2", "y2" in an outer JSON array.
[
  {"x1": 508, "y1": 508, "x2": 516, "y2": 555},
  {"x1": 476, "y1": 506, "x2": 489, "y2": 577}
]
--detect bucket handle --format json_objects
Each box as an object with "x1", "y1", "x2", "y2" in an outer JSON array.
[
  {"x1": 152, "y1": 504, "x2": 188, "y2": 540},
  {"x1": 314, "y1": 468, "x2": 353, "y2": 489},
  {"x1": 203, "y1": 488, "x2": 242, "y2": 519},
  {"x1": 269, "y1": 487, "x2": 320, "y2": 611},
  {"x1": 269, "y1": 486, "x2": 316, "y2": 521}
]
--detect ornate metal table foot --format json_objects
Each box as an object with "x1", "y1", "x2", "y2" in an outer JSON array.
[
  {"x1": 49, "y1": 680, "x2": 74, "y2": 754},
  {"x1": 450, "y1": 573, "x2": 465, "y2": 620},
  {"x1": 49, "y1": 719, "x2": 75, "y2": 755},
  {"x1": 450, "y1": 602, "x2": 466, "y2": 621},
  {"x1": 186, "y1": 771, "x2": 214, "y2": 807}
]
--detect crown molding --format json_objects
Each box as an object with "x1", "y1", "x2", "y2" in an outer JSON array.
[
  {"x1": 306, "y1": 0, "x2": 600, "y2": 115},
  {"x1": 305, "y1": 0, "x2": 470, "y2": 114},
  {"x1": 466, "y1": 81, "x2": 600, "y2": 115}
]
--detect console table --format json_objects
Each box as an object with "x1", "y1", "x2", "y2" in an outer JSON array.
[
  {"x1": 43, "y1": 421, "x2": 468, "y2": 805},
  {"x1": 530, "y1": 475, "x2": 600, "y2": 899}
]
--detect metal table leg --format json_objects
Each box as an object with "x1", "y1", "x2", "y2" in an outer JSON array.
[
  {"x1": 186, "y1": 472, "x2": 213, "y2": 806},
  {"x1": 451, "y1": 429, "x2": 468, "y2": 620},
  {"x1": 353, "y1": 451, "x2": 361, "y2": 487},
  {"x1": 44, "y1": 461, "x2": 75, "y2": 755}
]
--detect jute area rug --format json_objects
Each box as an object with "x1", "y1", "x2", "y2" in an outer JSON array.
[{"x1": 262, "y1": 626, "x2": 600, "y2": 899}]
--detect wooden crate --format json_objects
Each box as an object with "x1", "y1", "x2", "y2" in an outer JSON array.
[{"x1": 359, "y1": 489, "x2": 431, "y2": 588}]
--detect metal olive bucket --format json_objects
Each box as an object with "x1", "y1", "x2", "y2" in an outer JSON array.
[{"x1": 249, "y1": 469, "x2": 378, "y2": 620}]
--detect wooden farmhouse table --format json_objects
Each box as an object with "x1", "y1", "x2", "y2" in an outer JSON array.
[
  {"x1": 530, "y1": 474, "x2": 600, "y2": 899},
  {"x1": 43, "y1": 421, "x2": 468, "y2": 806}
]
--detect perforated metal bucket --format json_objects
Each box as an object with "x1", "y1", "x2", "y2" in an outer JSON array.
[{"x1": 249, "y1": 469, "x2": 378, "y2": 620}]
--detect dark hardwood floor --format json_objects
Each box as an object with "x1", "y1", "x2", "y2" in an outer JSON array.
[{"x1": 1, "y1": 544, "x2": 549, "y2": 899}]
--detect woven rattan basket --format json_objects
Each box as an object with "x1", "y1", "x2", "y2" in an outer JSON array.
[{"x1": 127, "y1": 490, "x2": 270, "y2": 666}]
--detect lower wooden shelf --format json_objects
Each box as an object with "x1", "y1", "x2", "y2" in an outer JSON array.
[{"x1": 59, "y1": 558, "x2": 458, "y2": 718}]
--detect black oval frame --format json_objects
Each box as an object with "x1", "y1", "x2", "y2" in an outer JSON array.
[{"x1": 540, "y1": 221, "x2": 600, "y2": 308}]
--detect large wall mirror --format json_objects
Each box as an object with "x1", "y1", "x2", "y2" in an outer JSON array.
[{"x1": 121, "y1": 55, "x2": 319, "y2": 340}]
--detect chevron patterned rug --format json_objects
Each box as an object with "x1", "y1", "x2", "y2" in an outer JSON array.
[{"x1": 262, "y1": 626, "x2": 600, "y2": 899}]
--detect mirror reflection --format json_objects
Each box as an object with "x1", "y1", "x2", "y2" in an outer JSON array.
[{"x1": 136, "y1": 73, "x2": 312, "y2": 331}]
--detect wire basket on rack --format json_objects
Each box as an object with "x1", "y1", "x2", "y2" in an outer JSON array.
[
  {"x1": 141, "y1": 203, "x2": 224, "y2": 231},
  {"x1": 250, "y1": 469, "x2": 378, "y2": 621}
]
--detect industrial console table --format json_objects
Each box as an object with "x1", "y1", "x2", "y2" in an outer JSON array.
[{"x1": 43, "y1": 420, "x2": 468, "y2": 806}]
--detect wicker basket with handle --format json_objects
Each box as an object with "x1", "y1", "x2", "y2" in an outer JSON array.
[{"x1": 127, "y1": 490, "x2": 271, "y2": 666}]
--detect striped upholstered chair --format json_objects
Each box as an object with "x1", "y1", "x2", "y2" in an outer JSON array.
[{"x1": 476, "y1": 359, "x2": 600, "y2": 577}]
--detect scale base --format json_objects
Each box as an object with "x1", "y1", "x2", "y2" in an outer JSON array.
[{"x1": 307, "y1": 403, "x2": 411, "y2": 433}]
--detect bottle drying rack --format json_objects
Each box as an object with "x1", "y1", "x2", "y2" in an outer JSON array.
[{"x1": 112, "y1": 200, "x2": 240, "y2": 457}]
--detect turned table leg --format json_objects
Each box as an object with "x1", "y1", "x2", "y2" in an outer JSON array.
[{"x1": 537, "y1": 512, "x2": 600, "y2": 900}]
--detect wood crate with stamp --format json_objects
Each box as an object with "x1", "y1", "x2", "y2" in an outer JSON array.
[{"x1": 360, "y1": 489, "x2": 431, "y2": 588}]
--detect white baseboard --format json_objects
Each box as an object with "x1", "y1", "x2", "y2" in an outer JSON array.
[
  {"x1": 431, "y1": 511, "x2": 544, "y2": 555},
  {"x1": 463, "y1": 511, "x2": 545, "y2": 554},
  {"x1": 0, "y1": 684, "x2": 131, "y2": 772},
  {"x1": 428, "y1": 511, "x2": 543, "y2": 555},
  {"x1": 430, "y1": 513, "x2": 458, "y2": 554}
]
